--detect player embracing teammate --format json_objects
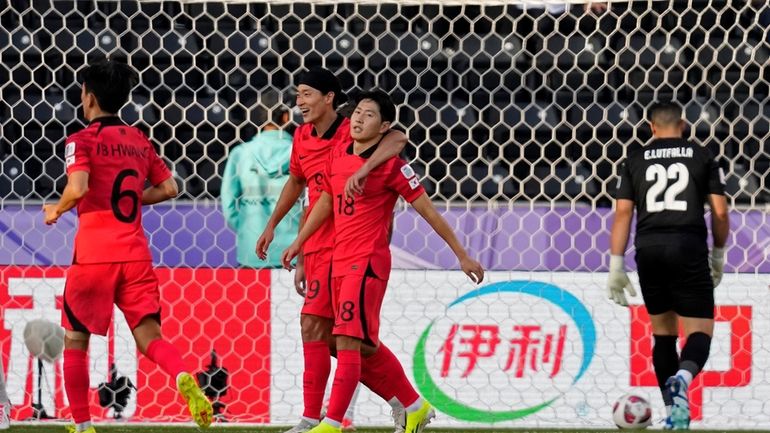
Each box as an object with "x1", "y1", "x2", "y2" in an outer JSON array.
[
  {"x1": 274, "y1": 87, "x2": 484, "y2": 433},
  {"x1": 258, "y1": 68, "x2": 419, "y2": 433}
]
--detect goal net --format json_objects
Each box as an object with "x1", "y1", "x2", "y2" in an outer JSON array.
[{"x1": 1, "y1": 0, "x2": 769, "y2": 428}]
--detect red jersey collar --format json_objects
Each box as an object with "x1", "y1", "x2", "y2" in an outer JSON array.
[
  {"x1": 89, "y1": 116, "x2": 125, "y2": 133},
  {"x1": 311, "y1": 114, "x2": 345, "y2": 139},
  {"x1": 89, "y1": 115, "x2": 124, "y2": 127},
  {"x1": 346, "y1": 135, "x2": 384, "y2": 159}
]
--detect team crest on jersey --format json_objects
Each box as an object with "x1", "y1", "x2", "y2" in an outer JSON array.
[
  {"x1": 401, "y1": 164, "x2": 419, "y2": 189},
  {"x1": 65, "y1": 142, "x2": 76, "y2": 167},
  {"x1": 400, "y1": 164, "x2": 415, "y2": 179}
]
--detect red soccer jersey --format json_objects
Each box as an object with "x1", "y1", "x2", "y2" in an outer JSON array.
[
  {"x1": 289, "y1": 115, "x2": 350, "y2": 255},
  {"x1": 322, "y1": 141, "x2": 425, "y2": 280},
  {"x1": 65, "y1": 116, "x2": 172, "y2": 264}
]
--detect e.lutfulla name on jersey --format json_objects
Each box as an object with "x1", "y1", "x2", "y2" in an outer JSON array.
[{"x1": 644, "y1": 147, "x2": 694, "y2": 160}]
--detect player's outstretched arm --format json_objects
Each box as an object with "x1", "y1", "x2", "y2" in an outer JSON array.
[
  {"x1": 43, "y1": 171, "x2": 89, "y2": 225},
  {"x1": 708, "y1": 193, "x2": 729, "y2": 287},
  {"x1": 142, "y1": 177, "x2": 179, "y2": 205},
  {"x1": 256, "y1": 173, "x2": 306, "y2": 260},
  {"x1": 409, "y1": 193, "x2": 484, "y2": 284},
  {"x1": 345, "y1": 129, "x2": 407, "y2": 198},
  {"x1": 281, "y1": 192, "x2": 333, "y2": 270},
  {"x1": 607, "y1": 198, "x2": 636, "y2": 306}
]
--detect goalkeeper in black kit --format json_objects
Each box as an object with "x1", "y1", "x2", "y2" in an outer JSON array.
[{"x1": 606, "y1": 101, "x2": 729, "y2": 430}]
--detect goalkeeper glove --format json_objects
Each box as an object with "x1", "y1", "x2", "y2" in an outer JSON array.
[
  {"x1": 710, "y1": 247, "x2": 725, "y2": 288},
  {"x1": 607, "y1": 255, "x2": 636, "y2": 306}
]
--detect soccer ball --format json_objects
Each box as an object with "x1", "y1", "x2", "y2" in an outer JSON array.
[{"x1": 612, "y1": 393, "x2": 653, "y2": 429}]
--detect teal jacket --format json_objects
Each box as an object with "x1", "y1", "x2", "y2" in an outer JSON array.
[{"x1": 221, "y1": 129, "x2": 300, "y2": 268}]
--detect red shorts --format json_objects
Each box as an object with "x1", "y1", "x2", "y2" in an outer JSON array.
[
  {"x1": 301, "y1": 249, "x2": 334, "y2": 319},
  {"x1": 331, "y1": 271, "x2": 387, "y2": 347},
  {"x1": 62, "y1": 261, "x2": 161, "y2": 336}
]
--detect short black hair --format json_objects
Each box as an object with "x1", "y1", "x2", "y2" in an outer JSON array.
[
  {"x1": 353, "y1": 89, "x2": 396, "y2": 124},
  {"x1": 80, "y1": 58, "x2": 139, "y2": 113},
  {"x1": 297, "y1": 67, "x2": 347, "y2": 108},
  {"x1": 649, "y1": 101, "x2": 683, "y2": 127}
]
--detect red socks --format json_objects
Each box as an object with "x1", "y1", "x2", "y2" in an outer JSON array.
[
  {"x1": 302, "y1": 341, "x2": 332, "y2": 420},
  {"x1": 65, "y1": 340, "x2": 187, "y2": 425},
  {"x1": 325, "y1": 349, "x2": 361, "y2": 423},
  {"x1": 145, "y1": 339, "x2": 186, "y2": 378},
  {"x1": 63, "y1": 349, "x2": 91, "y2": 424},
  {"x1": 361, "y1": 344, "x2": 419, "y2": 407}
]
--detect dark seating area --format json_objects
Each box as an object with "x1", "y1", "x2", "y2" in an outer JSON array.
[{"x1": 2, "y1": 0, "x2": 769, "y2": 205}]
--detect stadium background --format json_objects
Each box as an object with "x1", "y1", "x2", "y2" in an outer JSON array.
[{"x1": 2, "y1": 0, "x2": 770, "y2": 430}]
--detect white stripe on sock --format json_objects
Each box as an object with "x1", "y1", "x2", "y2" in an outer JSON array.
[{"x1": 405, "y1": 398, "x2": 424, "y2": 413}]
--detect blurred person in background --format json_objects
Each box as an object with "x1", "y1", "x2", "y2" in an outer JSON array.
[
  {"x1": 222, "y1": 103, "x2": 300, "y2": 268},
  {"x1": 429, "y1": 1, "x2": 609, "y2": 54},
  {"x1": 516, "y1": 1, "x2": 607, "y2": 14},
  {"x1": 514, "y1": 1, "x2": 609, "y2": 52}
]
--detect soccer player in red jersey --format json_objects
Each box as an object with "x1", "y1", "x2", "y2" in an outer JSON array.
[
  {"x1": 42, "y1": 59, "x2": 212, "y2": 433},
  {"x1": 257, "y1": 68, "x2": 408, "y2": 433},
  {"x1": 281, "y1": 90, "x2": 485, "y2": 433}
]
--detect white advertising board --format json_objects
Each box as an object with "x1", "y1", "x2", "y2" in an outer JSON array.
[{"x1": 272, "y1": 270, "x2": 770, "y2": 429}]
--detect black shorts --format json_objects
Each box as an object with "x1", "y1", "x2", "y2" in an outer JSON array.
[{"x1": 635, "y1": 241, "x2": 714, "y2": 318}]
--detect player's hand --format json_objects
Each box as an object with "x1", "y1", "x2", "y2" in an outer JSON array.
[
  {"x1": 460, "y1": 256, "x2": 485, "y2": 284},
  {"x1": 293, "y1": 261, "x2": 306, "y2": 297},
  {"x1": 710, "y1": 247, "x2": 725, "y2": 288},
  {"x1": 607, "y1": 255, "x2": 636, "y2": 306},
  {"x1": 281, "y1": 242, "x2": 301, "y2": 271},
  {"x1": 345, "y1": 165, "x2": 371, "y2": 198},
  {"x1": 256, "y1": 227, "x2": 274, "y2": 260},
  {"x1": 42, "y1": 204, "x2": 61, "y2": 225}
]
